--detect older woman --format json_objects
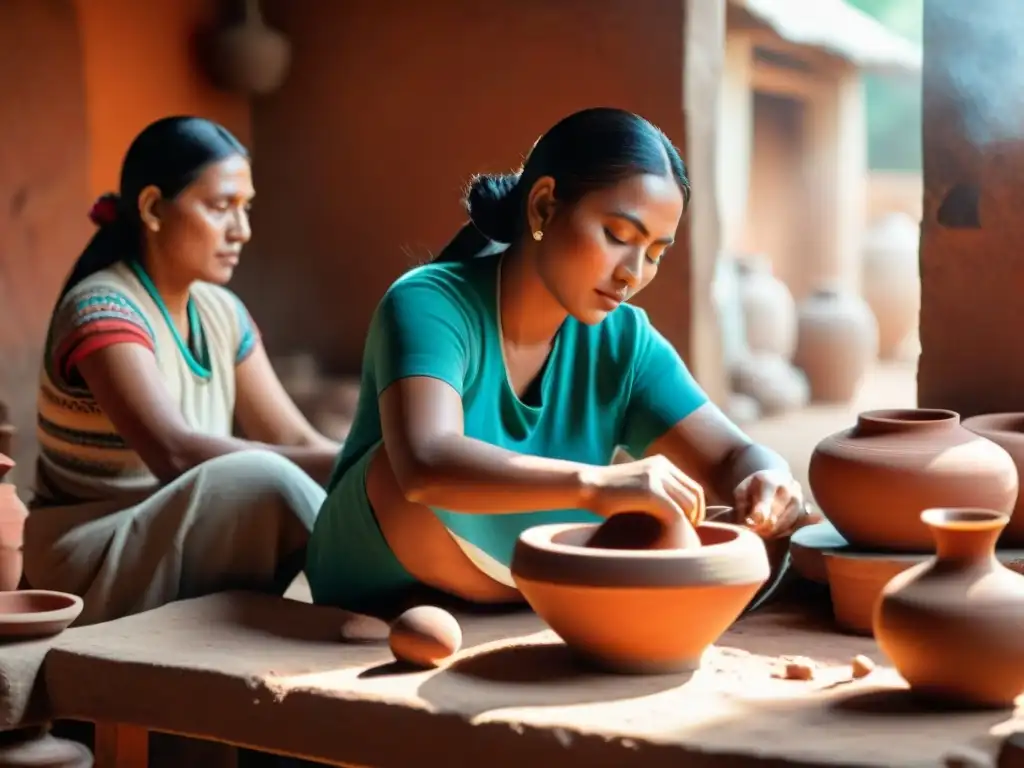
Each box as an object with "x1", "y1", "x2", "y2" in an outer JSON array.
[{"x1": 27, "y1": 116, "x2": 339, "y2": 626}]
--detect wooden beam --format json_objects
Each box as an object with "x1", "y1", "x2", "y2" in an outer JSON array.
[
  {"x1": 751, "y1": 60, "x2": 830, "y2": 100},
  {"x1": 94, "y1": 723, "x2": 148, "y2": 768}
]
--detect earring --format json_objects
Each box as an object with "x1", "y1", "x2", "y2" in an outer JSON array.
[
  {"x1": 532, "y1": 230, "x2": 544, "y2": 242},
  {"x1": 149, "y1": 222, "x2": 160, "y2": 233}
]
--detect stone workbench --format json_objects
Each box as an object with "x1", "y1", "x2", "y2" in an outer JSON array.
[{"x1": 23, "y1": 590, "x2": 1023, "y2": 767}]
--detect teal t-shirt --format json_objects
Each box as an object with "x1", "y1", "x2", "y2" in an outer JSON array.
[{"x1": 309, "y1": 253, "x2": 708, "y2": 597}]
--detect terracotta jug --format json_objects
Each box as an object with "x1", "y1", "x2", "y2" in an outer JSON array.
[
  {"x1": 809, "y1": 409, "x2": 1018, "y2": 552},
  {"x1": 0, "y1": 455, "x2": 26, "y2": 591},
  {"x1": 793, "y1": 286, "x2": 878, "y2": 403},
  {"x1": 207, "y1": 0, "x2": 292, "y2": 96},
  {"x1": 862, "y1": 213, "x2": 921, "y2": 360},
  {"x1": 511, "y1": 520, "x2": 769, "y2": 673},
  {"x1": 874, "y1": 508, "x2": 1024, "y2": 708},
  {"x1": 962, "y1": 413, "x2": 1024, "y2": 547},
  {"x1": 736, "y1": 255, "x2": 797, "y2": 359}
]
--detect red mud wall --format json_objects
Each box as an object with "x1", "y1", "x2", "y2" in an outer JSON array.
[
  {"x1": 239, "y1": 0, "x2": 697, "y2": 378},
  {"x1": 0, "y1": 1, "x2": 91, "y2": 484},
  {"x1": 918, "y1": 0, "x2": 1024, "y2": 414}
]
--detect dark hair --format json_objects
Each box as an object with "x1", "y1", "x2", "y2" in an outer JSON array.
[
  {"x1": 434, "y1": 107, "x2": 690, "y2": 263},
  {"x1": 57, "y1": 116, "x2": 248, "y2": 302}
]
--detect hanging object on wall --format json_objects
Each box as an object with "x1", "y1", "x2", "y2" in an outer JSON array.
[{"x1": 206, "y1": 0, "x2": 292, "y2": 96}]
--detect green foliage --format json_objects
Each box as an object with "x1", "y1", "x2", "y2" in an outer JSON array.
[{"x1": 845, "y1": 0, "x2": 923, "y2": 171}]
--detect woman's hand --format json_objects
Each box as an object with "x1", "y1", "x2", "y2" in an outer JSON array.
[
  {"x1": 733, "y1": 469, "x2": 814, "y2": 539},
  {"x1": 585, "y1": 455, "x2": 706, "y2": 526}
]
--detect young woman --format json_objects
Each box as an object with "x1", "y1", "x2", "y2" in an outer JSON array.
[
  {"x1": 306, "y1": 107, "x2": 811, "y2": 617},
  {"x1": 26, "y1": 116, "x2": 339, "y2": 626}
]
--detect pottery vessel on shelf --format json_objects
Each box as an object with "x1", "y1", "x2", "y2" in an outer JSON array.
[
  {"x1": 730, "y1": 352, "x2": 810, "y2": 416},
  {"x1": 736, "y1": 254, "x2": 797, "y2": 359},
  {"x1": 0, "y1": 590, "x2": 84, "y2": 640},
  {"x1": 0, "y1": 455, "x2": 27, "y2": 591},
  {"x1": 511, "y1": 519, "x2": 769, "y2": 673},
  {"x1": 809, "y1": 409, "x2": 1018, "y2": 552},
  {"x1": 793, "y1": 286, "x2": 878, "y2": 403},
  {"x1": 874, "y1": 508, "x2": 1024, "y2": 708},
  {"x1": 963, "y1": 413, "x2": 1024, "y2": 547},
  {"x1": 861, "y1": 212, "x2": 921, "y2": 360},
  {"x1": 206, "y1": 0, "x2": 291, "y2": 96}
]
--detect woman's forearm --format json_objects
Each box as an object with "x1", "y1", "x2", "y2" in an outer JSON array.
[
  {"x1": 718, "y1": 442, "x2": 791, "y2": 501},
  {"x1": 164, "y1": 432, "x2": 338, "y2": 487},
  {"x1": 402, "y1": 434, "x2": 599, "y2": 514}
]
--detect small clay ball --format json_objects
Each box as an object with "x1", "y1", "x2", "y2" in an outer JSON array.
[
  {"x1": 389, "y1": 606, "x2": 462, "y2": 668},
  {"x1": 585, "y1": 512, "x2": 701, "y2": 551},
  {"x1": 851, "y1": 654, "x2": 875, "y2": 679},
  {"x1": 782, "y1": 656, "x2": 816, "y2": 680}
]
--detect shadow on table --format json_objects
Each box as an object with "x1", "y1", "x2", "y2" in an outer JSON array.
[{"x1": 412, "y1": 640, "x2": 691, "y2": 717}]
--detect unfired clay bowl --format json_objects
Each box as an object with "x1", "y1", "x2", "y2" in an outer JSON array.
[
  {"x1": 0, "y1": 590, "x2": 83, "y2": 640},
  {"x1": 511, "y1": 521, "x2": 770, "y2": 674}
]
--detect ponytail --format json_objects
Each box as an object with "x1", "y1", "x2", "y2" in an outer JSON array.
[
  {"x1": 432, "y1": 107, "x2": 690, "y2": 265},
  {"x1": 432, "y1": 172, "x2": 524, "y2": 263}
]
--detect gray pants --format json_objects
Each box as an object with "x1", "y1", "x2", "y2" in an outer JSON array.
[{"x1": 24, "y1": 450, "x2": 325, "y2": 627}]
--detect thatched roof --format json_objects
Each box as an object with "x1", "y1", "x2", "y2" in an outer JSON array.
[{"x1": 729, "y1": 0, "x2": 922, "y2": 76}]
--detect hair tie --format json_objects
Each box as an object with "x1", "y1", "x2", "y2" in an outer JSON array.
[{"x1": 88, "y1": 193, "x2": 121, "y2": 227}]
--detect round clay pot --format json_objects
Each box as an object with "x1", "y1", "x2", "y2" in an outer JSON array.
[
  {"x1": 0, "y1": 729, "x2": 93, "y2": 766},
  {"x1": 809, "y1": 409, "x2": 1018, "y2": 552},
  {"x1": 962, "y1": 413, "x2": 1024, "y2": 547},
  {"x1": 862, "y1": 213, "x2": 921, "y2": 360},
  {"x1": 207, "y1": 0, "x2": 291, "y2": 96},
  {"x1": 0, "y1": 456, "x2": 27, "y2": 592},
  {"x1": 511, "y1": 521, "x2": 769, "y2": 673},
  {"x1": 0, "y1": 590, "x2": 83, "y2": 640},
  {"x1": 793, "y1": 286, "x2": 878, "y2": 403},
  {"x1": 736, "y1": 255, "x2": 797, "y2": 358},
  {"x1": 874, "y1": 508, "x2": 1024, "y2": 708}
]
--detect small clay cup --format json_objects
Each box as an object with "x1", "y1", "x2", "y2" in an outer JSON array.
[
  {"x1": 0, "y1": 590, "x2": 83, "y2": 640},
  {"x1": 512, "y1": 520, "x2": 769, "y2": 674}
]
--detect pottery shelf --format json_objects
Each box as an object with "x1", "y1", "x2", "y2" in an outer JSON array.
[{"x1": 0, "y1": 589, "x2": 1018, "y2": 767}]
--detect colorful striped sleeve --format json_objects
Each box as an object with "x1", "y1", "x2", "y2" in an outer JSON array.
[{"x1": 50, "y1": 287, "x2": 155, "y2": 382}]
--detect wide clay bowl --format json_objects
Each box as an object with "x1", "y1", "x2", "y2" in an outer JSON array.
[
  {"x1": 511, "y1": 521, "x2": 770, "y2": 674},
  {"x1": 809, "y1": 408, "x2": 1018, "y2": 552},
  {"x1": 0, "y1": 590, "x2": 83, "y2": 640}
]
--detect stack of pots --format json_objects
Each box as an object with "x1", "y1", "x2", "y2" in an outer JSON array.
[
  {"x1": 730, "y1": 255, "x2": 808, "y2": 416},
  {"x1": 808, "y1": 407, "x2": 1024, "y2": 707}
]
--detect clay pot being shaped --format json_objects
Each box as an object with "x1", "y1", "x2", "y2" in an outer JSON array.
[
  {"x1": 0, "y1": 455, "x2": 26, "y2": 591},
  {"x1": 874, "y1": 508, "x2": 1024, "y2": 708},
  {"x1": 736, "y1": 255, "x2": 798, "y2": 359},
  {"x1": 809, "y1": 409, "x2": 1018, "y2": 552},
  {"x1": 511, "y1": 521, "x2": 769, "y2": 673},
  {"x1": 862, "y1": 213, "x2": 921, "y2": 360},
  {"x1": 793, "y1": 286, "x2": 878, "y2": 403},
  {"x1": 207, "y1": 0, "x2": 292, "y2": 96},
  {"x1": 962, "y1": 413, "x2": 1024, "y2": 547}
]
